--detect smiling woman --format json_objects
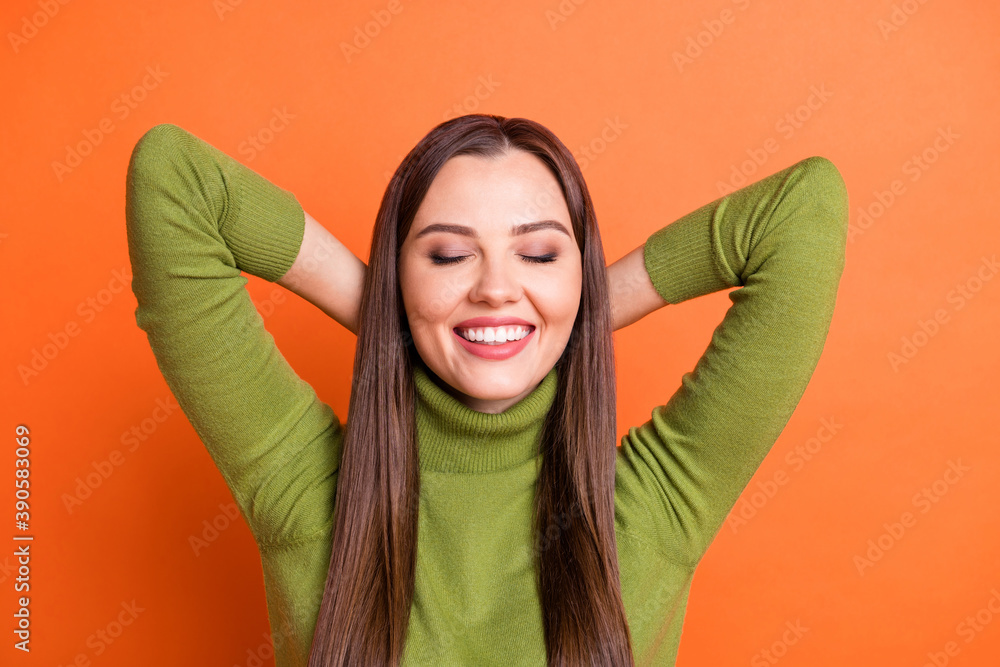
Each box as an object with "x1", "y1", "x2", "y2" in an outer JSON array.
[
  {"x1": 397, "y1": 150, "x2": 584, "y2": 414},
  {"x1": 125, "y1": 114, "x2": 848, "y2": 666},
  {"x1": 307, "y1": 114, "x2": 636, "y2": 665}
]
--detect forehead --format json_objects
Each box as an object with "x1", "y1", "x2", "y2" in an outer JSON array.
[{"x1": 410, "y1": 151, "x2": 572, "y2": 237}]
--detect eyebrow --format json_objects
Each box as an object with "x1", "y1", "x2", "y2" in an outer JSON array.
[{"x1": 413, "y1": 220, "x2": 571, "y2": 240}]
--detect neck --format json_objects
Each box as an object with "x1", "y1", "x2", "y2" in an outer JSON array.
[
  {"x1": 422, "y1": 363, "x2": 539, "y2": 414},
  {"x1": 411, "y1": 361, "x2": 560, "y2": 474}
]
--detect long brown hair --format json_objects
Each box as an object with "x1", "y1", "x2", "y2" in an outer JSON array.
[{"x1": 307, "y1": 114, "x2": 633, "y2": 666}]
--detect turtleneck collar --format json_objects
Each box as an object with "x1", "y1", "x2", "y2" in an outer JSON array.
[{"x1": 412, "y1": 362, "x2": 559, "y2": 474}]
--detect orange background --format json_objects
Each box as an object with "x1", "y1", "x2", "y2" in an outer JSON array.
[{"x1": 4, "y1": 1, "x2": 999, "y2": 665}]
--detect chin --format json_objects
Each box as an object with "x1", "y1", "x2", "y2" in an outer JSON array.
[{"x1": 454, "y1": 373, "x2": 527, "y2": 400}]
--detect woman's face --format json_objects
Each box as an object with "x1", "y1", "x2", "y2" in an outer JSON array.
[{"x1": 398, "y1": 149, "x2": 583, "y2": 414}]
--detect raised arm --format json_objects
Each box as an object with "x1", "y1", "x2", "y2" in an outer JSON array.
[
  {"x1": 125, "y1": 123, "x2": 343, "y2": 547},
  {"x1": 608, "y1": 243, "x2": 668, "y2": 332},
  {"x1": 614, "y1": 156, "x2": 849, "y2": 567},
  {"x1": 277, "y1": 210, "x2": 367, "y2": 335}
]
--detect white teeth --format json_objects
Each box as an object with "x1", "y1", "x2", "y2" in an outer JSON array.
[{"x1": 457, "y1": 325, "x2": 532, "y2": 344}]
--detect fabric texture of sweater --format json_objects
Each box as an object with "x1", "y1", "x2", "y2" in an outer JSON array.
[{"x1": 124, "y1": 123, "x2": 848, "y2": 666}]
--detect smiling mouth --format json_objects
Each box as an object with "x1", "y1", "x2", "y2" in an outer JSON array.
[{"x1": 453, "y1": 325, "x2": 535, "y2": 345}]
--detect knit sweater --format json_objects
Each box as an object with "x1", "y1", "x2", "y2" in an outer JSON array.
[{"x1": 124, "y1": 123, "x2": 848, "y2": 666}]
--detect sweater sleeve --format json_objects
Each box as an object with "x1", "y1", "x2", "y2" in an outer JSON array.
[
  {"x1": 125, "y1": 123, "x2": 343, "y2": 547},
  {"x1": 615, "y1": 156, "x2": 848, "y2": 567}
]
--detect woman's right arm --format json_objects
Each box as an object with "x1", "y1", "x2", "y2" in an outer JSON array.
[
  {"x1": 125, "y1": 123, "x2": 344, "y2": 547},
  {"x1": 277, "y1": 210, "x2": 366, "y2": 335}
]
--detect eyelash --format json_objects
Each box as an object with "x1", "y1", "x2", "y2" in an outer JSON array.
[{"x1": 429, "y1": 254, "x2": 557, "y2": 265}]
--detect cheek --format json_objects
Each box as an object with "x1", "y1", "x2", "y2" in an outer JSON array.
[
  {"x1": 534, "y1": 271, "x2": 583, "y2": 327},
  {"x1": 398, "y1": 262, "x2": 427, "y2": 332},
  {"x1": 401, "y1": 269, "x2": 459, "y2": 330}
]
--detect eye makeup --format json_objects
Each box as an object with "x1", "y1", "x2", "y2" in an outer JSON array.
[{"x1": 428, "y1": 253, "x2": 558, "y2": 265}]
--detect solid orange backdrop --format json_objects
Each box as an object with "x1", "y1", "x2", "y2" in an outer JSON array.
[{"x1": 3, "y1": 1, "x2": 998, "y2": 665}]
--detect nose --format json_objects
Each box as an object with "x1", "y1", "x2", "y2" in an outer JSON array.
[{"x1": 468, "y1": 253, "x2": 522, "y2": 307}]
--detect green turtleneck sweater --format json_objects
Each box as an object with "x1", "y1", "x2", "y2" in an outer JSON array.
[{"x1": 125, "y1": 124, "x2": 847, "y2": 666}]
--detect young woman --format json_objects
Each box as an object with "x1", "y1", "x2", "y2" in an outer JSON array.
[{"x1": 125, "y1": 115, "x2": 848, "y2": 666}]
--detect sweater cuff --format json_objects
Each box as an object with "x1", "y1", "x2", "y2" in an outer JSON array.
[
  {"x1": 220, "y1": 161, "x2": 305, "y2": 283},
  {"x1": 642, "y1": 199, "x2": 739, "y2": 305}
]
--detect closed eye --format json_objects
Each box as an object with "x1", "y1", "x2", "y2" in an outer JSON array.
[
  {"x1": 429, "y1": 254, "x2": 557, "y2": 265},
  {"x1": 522, "y1": 254, "x2": 557, "y2": 264}
]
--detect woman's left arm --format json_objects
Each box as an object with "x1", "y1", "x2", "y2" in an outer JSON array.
[
  {"x1": 612, "y1": 156, "x2": 849, "y2": 567},
  {"x1": 608, "y1": 244, "x2": 669, "y2": 332}
]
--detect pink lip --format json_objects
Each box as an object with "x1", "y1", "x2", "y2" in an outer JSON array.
[{"x1": 453, "y1": 326, "x2": 536, "y2": 361}]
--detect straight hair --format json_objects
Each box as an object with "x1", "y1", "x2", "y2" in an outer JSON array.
[{"x1": 308, "y1": 114, "x2": 634, "y2": 666}]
